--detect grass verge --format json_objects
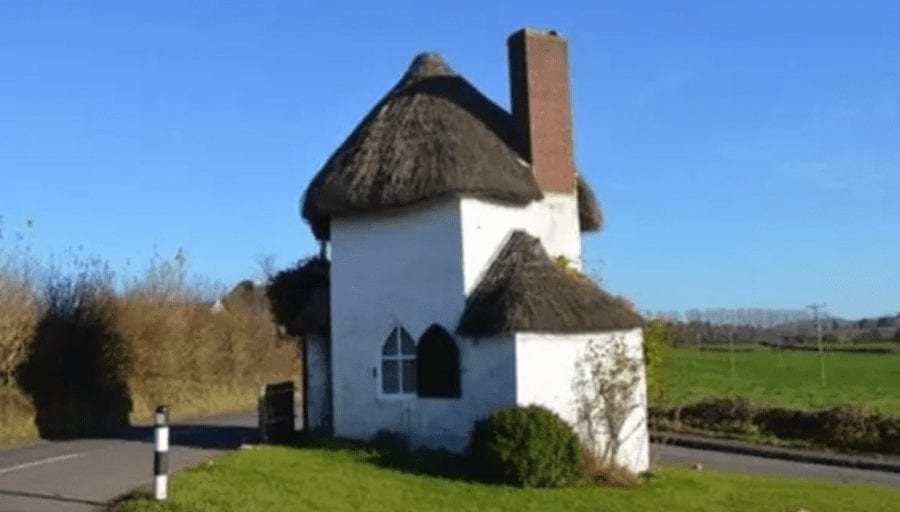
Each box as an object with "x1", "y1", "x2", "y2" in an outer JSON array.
[{"x1": 113, "y1": 441, "x2": 899, "y2": 512}]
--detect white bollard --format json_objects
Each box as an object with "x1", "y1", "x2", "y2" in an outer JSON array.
[{"x1": 153, "y1": 405, "x2": 169, "y2": 500}]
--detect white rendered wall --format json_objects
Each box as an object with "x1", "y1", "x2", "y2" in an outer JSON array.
[
  {"x1": 413, "y1": 335, "x2": 517, "y2": 451},
  {"x1": 304, "y1": 334, "x2": 331, "y2": 433},
  {"x1": 459, "y1": 193, "x2": 582, "y2": 294},
  {"x1": 515, "y1": 328, "x2": 649, "y2": 473},
  {"x1": 330, "y1": 199, "x2": 519, "y2": 451}
]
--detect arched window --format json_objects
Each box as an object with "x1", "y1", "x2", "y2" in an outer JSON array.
[
  {"x1": 381, "y1": 327, "x2": 416, "y2": 395},
  {"x1": 416, "y1": 324, "x2": 461, "y2": 398}
]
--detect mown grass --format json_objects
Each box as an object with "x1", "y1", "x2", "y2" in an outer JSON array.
[
  {"x1": 115, "y1": 443, "x2": 899, "y2": 512},
  {"x1": 661, "y1": 348, "x2": 900, "y2": 414}
]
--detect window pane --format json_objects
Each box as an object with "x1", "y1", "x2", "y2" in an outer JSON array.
[
  {"x1": 400, "y1": 329, "x2": 416, "y2": 355},
  {"x1": 402, "y1": 359, "x2": 417, "y2": 394},
  {"x1": 382, "y1": 360, "x2": 399, "y2": 394},
  {"x1": 382, "y1": 328, "x2": 398, "y2": 356}
]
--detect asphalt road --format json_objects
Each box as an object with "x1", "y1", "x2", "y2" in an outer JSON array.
[
  {"x1": 1, "y1": 413, "x2": 897, "y2": 512},
  {"x1": 0, "y1": 411, "x2": 259, "y2": 512},
  {"x1": 653, "y1": 443, "x2": 900, "y2": 487}
]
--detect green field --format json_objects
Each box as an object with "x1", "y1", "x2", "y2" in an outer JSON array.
[
  {"x1": 115, "y1": 443, "x2": 898, "y2": 512},
  {"x1": 661, "y1": 347, "x2": 900, "y2": 414}
]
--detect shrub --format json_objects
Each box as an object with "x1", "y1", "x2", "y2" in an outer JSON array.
[
  {"x1": 853, "y1": 328, "x2": 882, "y2": 343},
  {"x1": 818, "y1": 405, "x2": 881, "y2": 451},
  {"x1": 581, "y1": 449, "x2": 639, "y2": 487},
  {"x1": 467, "y1": 405, "x2": 582, "y2": 488},
  {"x1": 893, "y1": 327, "x2": 900, "y2": 343},
  {"x1": 652, "y1": 400, "x2": 899, "y2": 455},
  {"x1": 678, "y1": 398, "x2": 760, "y2": 434},
  {"x1": 18, "y1": 262, "x2": 133, "y2": 437},
  {"x1": 821, "y1": 333, "x2": 839, "y2": 344},
  {"x1": 643, "y1": 319, "x2": 673, "y2": 404}
]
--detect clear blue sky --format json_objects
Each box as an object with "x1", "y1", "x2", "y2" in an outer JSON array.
[{"x1": 1, "y1": 1, "x2": 897, "y2": 319}]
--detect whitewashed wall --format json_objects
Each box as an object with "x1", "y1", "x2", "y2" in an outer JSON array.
[
  {"x1": 413, "y1": 335, "x2": 517, "y2": 451},
  {"x1": 459, "y1": 193, "x2": 582, "y2": 294},
  {"x1": 330, "y1": 199, "x2": 517, "y2": 451},
  {"x1": 304, "y1": 334, "x2": 331, "y2": 433},
  {"x1": 515, "y1": 328, "x2": 649, "y2": 473}
]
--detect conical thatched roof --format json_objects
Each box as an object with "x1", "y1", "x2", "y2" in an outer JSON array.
[
  {"x1": 301, "y1": 53, "x2": 602, "y2": 240},
  {"x1": 457, "y1": 231, "x2": 642, "y2": 336}
]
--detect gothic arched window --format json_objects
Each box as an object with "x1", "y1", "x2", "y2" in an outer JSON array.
[
  {"x1": 381, "y1": 327, "x2": 416, "y2": 395},
  {"x1": 416, "y1": 324, "x2": 461, "y2": 398}
]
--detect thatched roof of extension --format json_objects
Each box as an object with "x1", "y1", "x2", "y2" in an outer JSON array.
[
  {"x1": 292, "y1": 286, "x2": 330, "y2": 338},
  {"x1": 266, "y1": 257, "x2": 330, "y2": 338},
  {"x1": 457, "y1": 231, "x2": 642, "y2": 336},
  {"x1": 576, "y1": 175, "x2": 603, "y2": 232},
  {"x1": 301, "y1": 53, "x2": 602, "y2": 240}
]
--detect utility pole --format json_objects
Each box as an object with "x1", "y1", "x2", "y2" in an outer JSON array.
[{"x1": 806, "y1": 303, "x2": 828, "y2": 386}]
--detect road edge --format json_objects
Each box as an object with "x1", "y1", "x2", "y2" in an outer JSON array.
[{"x1": 652, "y1": 431, "x2": 900, "y2": 474}]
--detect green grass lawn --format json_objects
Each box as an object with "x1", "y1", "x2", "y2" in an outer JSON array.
[
  {"x1": 661, "y1": 347, "x2": 900, "y2": 414},
  {"x1": 115, "y1": 443, "x2": 898, "y2": 512}
]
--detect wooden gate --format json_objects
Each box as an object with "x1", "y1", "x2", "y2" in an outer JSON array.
[{"x1": 258, "y1": 381, "x2": 296, "y2": 443}]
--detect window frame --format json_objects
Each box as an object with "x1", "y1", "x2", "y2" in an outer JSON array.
[{"x1": 378, "y1": 326, "x2": 417, "y2": 398}]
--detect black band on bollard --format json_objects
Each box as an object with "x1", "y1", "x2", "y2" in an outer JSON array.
[{"x1": 154, "y1": 451, "x2": 168, "y2": 475}]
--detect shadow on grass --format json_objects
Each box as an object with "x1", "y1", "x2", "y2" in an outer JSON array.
[{"x1": 288, "y1": 432, "x2": 472, "y2": 482}]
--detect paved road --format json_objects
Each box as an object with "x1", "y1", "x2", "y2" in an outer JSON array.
[
  {"x1": 0, "y1": 411, "x2": 259, "y2": 512},
  {"x1": 2, "y1": 415, "x2": 898, "y2": 512},
  {"x1": 652, "y1": 443, "x2": 900, "y2": 487}
]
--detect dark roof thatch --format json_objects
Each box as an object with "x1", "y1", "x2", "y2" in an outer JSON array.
[
  {"x1": 292, "y1": 286, "x2": 330, "y2": 338},
  {"x1": 266, "y1": 257, "x2": 330, "y2": 338},
  {"x1": 301, "y1": 53, "x2": 602, "y2": 240},
  {"x1": 457, "y1": 231, "x2": 642, "y2": 336},
  {"x1": 302, "y1": 53, "x2": 542, "y2": 240},
  {"x1": 577, "y1": 175, "x2": 603, "y2": 232}
]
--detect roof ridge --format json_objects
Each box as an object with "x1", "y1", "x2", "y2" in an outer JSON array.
[{"x1": 398, "y1": 52, "x2": 457, "y2": 88}]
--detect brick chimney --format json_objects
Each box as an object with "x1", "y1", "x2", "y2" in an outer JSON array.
[{"x1": 507, "y1": 28, "x2": 576, "y2": 194}]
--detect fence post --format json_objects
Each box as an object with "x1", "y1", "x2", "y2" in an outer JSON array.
[
  {"x1": 153, "y1": 405, "x2": 169, "y2": 501},
  {"x1": 258, "y1": 384, "x2": 267, "y2": 443}
]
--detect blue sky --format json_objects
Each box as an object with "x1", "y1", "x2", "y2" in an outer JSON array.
[{"x1": 1, "y1": 1, "x2": 897, "y2": 318}]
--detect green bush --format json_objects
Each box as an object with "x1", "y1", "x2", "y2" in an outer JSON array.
[
  {"x1": 652, "y1": 400, "x2": 900, "y2": 455},
  {"x1": 818, "y1": 405, "x2": 882, "y2": 451},
  {"x1": 643, "y1": 319, "x2": 674, "y2": 404},
  {"x1": 467, "y1": 405, "x2": 582, "y2": 488},
  {"x1": 821, "y1": 333, "x2": 839, "y2": 344}
]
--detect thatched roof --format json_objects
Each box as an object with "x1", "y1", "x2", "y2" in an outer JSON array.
[
  {"x1": 457, "y1": 231, "x2": 642, "y2": 336},
  {"x1": 576, "y1": 175, "x2": 603, "y2": 232},
  {"x1": 221, "y1": 280, "x2": 269, "y2": 312},
  {"x1": 301, "y1": 53, "x2": 602, "y2": 240},
  {"x1": 291, "y1": 286, "x2": 330, "y2": 338},
  {"x1": 266, "y1": 257, "x2": 330, "y2": 338}
]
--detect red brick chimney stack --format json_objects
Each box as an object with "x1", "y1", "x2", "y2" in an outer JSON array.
[{"x1": 507, "y1": 28, "x2": 576, "y2": 194}]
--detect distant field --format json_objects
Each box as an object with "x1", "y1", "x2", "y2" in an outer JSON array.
[{"x1": 660, "y1": 347, "x2": 900, "y2": 415}]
